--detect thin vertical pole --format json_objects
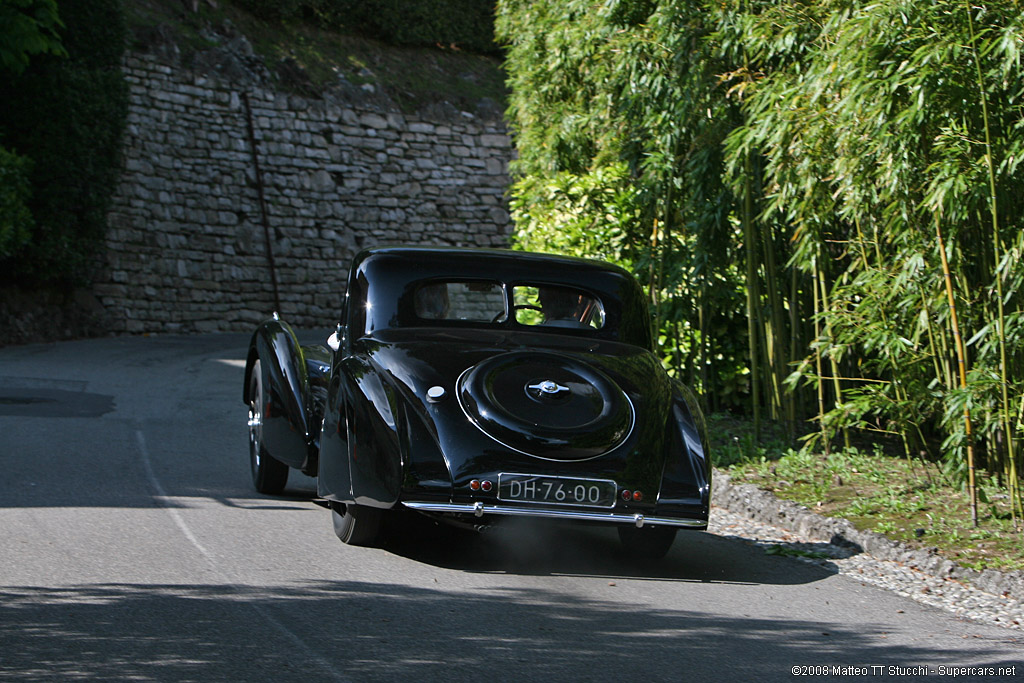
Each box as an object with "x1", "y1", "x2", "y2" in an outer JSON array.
[{"x1": 242, "y1": 91, "x2": 281, "y2": 314}]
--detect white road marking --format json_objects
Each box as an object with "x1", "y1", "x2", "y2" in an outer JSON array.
[
  {"x1": 135, "y1": 428, "x2": 349, "y2": 683},
  {"x1": 212, "y1": 358, "x2": 248, "y2": 368}
]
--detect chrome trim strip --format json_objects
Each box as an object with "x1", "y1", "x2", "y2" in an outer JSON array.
[{"x1": 402, "y1": 501, "x2": 707, "y2": 528}]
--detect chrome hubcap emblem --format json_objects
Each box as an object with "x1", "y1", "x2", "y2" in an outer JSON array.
[{"x1": 526, "y1": 379, "x2": 570, "y2": 399}]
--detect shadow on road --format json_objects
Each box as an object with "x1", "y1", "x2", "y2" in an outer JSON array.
[{"x1": 0, "y1": 580, "x2": 1018, "y2": 682}]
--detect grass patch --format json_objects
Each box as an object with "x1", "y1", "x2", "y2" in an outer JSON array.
[{"x1": 712, "y1": 414, "x2": 1024, "y2": 574}]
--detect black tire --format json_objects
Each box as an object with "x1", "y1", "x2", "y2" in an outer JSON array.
[
  {"x1": 331, "y1": 501, "x2": 383, "y2": 546},
  {"x1": 617, "y1": 524, "x2": 677, "y2": 560},
  {"x1": 248, "y1": 359, "x2": 289, "y2": 495}
]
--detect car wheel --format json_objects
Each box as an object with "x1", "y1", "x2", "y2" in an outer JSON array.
[
  {"x1": 617, "y1": 525, "x2": 677, "y2": 560},
  {"x1": 248, "y1": 359, "x2": 289, "y2": 494},
  {"x1": 331, "y1": 501, "x2": 383, "y2": 546}
]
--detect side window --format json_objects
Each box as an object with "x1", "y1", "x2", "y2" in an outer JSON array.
[
  {"x1": 413, "y1": 281, "x2": 505, "y2": 322},
  {"x1": 512, "y1": 285, "x2": 604, "y2": 329}
]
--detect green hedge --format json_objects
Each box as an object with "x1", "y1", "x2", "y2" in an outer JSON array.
[{"x1": 0, "y1": 0, "x2": 128, "y2": 286}]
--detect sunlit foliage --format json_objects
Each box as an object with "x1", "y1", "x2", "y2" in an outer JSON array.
[{"x1": 497, "y1": 0, "x2": 1024, "y2": 517}]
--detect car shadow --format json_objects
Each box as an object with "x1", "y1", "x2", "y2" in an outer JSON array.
[{"x1": 377, "y1": 508, "x2": 841, "y2": 586}]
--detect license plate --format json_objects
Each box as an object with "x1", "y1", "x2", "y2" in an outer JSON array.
[{"x1": 498, "y1": 474, "x2": 617, "y2": 508}]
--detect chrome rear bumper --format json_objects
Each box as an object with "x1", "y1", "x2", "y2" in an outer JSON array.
[{"x1": 402, "y1": 501, "x2": 706, "y2": 529}]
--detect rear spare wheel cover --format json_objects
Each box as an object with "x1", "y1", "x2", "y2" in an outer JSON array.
[{"x1": 457, "y1": 350, "x2": 633, "y2": 460}]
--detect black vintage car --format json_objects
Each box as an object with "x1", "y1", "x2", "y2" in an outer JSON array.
[{"x1": 244, "y1": 246, "x2": 710, "y2": 558}]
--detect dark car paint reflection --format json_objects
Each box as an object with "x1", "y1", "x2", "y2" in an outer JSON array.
[{"x1": 243, "y1": 246, "x2": 710, "y2": 558}]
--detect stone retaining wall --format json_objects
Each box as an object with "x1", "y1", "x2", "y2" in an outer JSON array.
[{"x1": 94, "y1": 53, "x2": 513, "y2": 334}]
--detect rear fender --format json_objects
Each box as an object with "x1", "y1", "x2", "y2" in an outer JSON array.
[
  {"x1": 655, "y1": 381, "x2": 711, "y2": 520},
  {"x1": 318, "y1": 356, "x2": 403, "y2": 509},
  {"x1": 400, "y1": 401, "x2": 453, "y2": 502},
  {"x1": 244, "y1": 318, "x2": 315, "y2": 471},
  {"x1": 348, "y1": 363, "x2": 403, "y2": 507}
]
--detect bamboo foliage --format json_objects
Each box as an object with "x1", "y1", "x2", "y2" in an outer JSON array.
[{"x1": 496, "y1": 0, "x2": 1024, "y2": 513}]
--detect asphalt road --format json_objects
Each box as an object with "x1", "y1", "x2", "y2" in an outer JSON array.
[{"x1": 1, "y1": 333, "x2": 1021, "y2": 682}]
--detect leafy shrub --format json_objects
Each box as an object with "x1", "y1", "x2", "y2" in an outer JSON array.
[
  {"x1": 333, "y1": 0, "x2": 497, "y2": 53},
  {"x1": 0, "y1": 0, "x2": 128, "y2": 285},
  {"x1": 233, "y1": 0, "x2": 498, "y2": 54},
  {"x1": 231, "y1": 0, "x2": 307, "y2": 22},
  {"x1": 0, "y1": 0, "x2": 65, "y2": 74},
  {"x1": 0, "y1": 146, "x2": 33, "y2": 258}
]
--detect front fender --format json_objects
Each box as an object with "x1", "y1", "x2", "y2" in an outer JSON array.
[{"x1": 244, "y1": 318, "x2": 315, "y2": 471}]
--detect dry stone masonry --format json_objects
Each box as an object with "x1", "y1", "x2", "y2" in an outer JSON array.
[{"x1": 96, "y1": 52, "x2": 513, "y2": 334}]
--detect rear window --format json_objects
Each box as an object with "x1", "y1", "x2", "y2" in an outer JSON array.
[
  {"x1": 409, "y1": 280, "x2": 605, "y2": 331},
  {"x1": 512, "y1": 285, "x2": 605, "y2": 330},
  {"x1": 413, "y1": 281, "x2": 506, "y2": 322}
]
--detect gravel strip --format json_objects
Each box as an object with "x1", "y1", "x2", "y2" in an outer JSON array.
[{"x1": 710, "y1": 471, "x2": 1024, "y2": 630}]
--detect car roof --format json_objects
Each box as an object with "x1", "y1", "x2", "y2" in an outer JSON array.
[
  {"x1": 347, "y1": 245, "x2": 654, "y2": 349},
  {"x1": 356, "y1": 244, "x2": 633, "y2": 277}
]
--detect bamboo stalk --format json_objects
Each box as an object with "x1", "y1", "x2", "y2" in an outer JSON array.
[
  {"x1": 787, "y1": 265, "x2": 799, "y2": 441},
  {"x1": 699, "y1": 281, "x2": 710, "y2": 411},
  {"x1": 648, "y1": 218, "x2": 661, "y2": 332},
  {"x1": 919, "y1": 284, "x2": 948, "y2": 399},
  {"x1": 966, "y1": 0, "x2": 1017, "y2": 530},
  {"x1": 761, "y1": 219, "x2": 787, "y2": 422},
  {"x1": 854, "y1": 217, "x2": 915, "y2": 458},
  {"x1": 1012, "y1": 395, "x2": 1024, "y2": 521},
  {"x1": 813, "y1": 256, "x2": 829, "y2": 457},
  {"x1": 739, "y1": 20, "x2": 761, "y2": 442},
  {"x1": 743, "y1": 150, "x2": 761, "y2": 440},
  {"x1": 937, "y1": 214, "x2": 978, "y2": 528},
  {"x1": 817, "y1": 260, "x2": 850, "y2": 451}
]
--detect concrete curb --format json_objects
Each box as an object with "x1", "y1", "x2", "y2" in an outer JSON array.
[{"x1": 712, "y1": 469, "x2": 1024, "y2": 602}]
